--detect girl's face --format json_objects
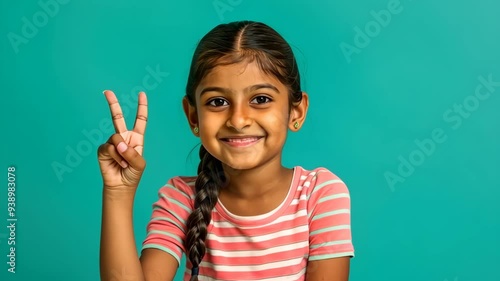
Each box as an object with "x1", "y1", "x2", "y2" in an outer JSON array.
[{"x1": 192, "y1": 60, "x2": 295, "y2": 170}]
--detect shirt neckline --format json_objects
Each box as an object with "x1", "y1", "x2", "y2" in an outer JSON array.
[{"x1": 214, "y1": 166, "x2": 302, "y2": 226}]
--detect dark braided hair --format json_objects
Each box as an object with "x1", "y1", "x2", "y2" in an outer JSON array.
[
  {"x1": 185, "y1": 145, "x2": 225, "y2": 281},
  {"x1": 184, "y1": 20, "x2": 303, "y2": 280}
]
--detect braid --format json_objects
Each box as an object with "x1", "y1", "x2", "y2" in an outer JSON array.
[{"x1": 186, "y1": 145, "x2": 225, "y2": 280}]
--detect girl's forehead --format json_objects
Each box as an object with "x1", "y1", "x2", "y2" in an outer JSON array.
[{"x1": 198, "y1": 61, "x2": 283, "y2": 89}]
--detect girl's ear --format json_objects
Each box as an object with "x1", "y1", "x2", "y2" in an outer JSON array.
[
  {"x1": 182, "y1": 96, "x2": 199, "y2": 136},
  {"x1": 288, "y1": 92, "x2": 309, "y2": 131}
]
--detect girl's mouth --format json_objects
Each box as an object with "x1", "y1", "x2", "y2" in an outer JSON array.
[{"x1": 220, "y1": 136, "x2": 263, "y2": 147}]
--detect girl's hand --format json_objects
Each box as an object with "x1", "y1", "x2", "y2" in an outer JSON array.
[{"x1": 97, "y1": 90, "x2": 148, "y2": 192}]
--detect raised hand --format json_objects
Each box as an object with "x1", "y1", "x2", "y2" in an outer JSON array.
[{"x1": 97, "y1": 90, "x2": 148, "y2": 191}]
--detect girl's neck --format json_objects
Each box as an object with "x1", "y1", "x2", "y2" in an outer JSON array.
[{"x1": 221, "y1": 157, "x2": 293, "y2": 200}]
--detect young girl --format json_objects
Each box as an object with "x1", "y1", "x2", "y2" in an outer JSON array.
[{"x1": 98, "y1": 20, "x2": 354, "y2": 281}]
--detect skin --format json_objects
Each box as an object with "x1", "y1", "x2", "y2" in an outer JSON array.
[{"x1": 99, "y1": 60, "x2": 350, "y2": 281}]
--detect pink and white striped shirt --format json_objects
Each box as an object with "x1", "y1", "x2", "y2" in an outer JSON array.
[{"x1": 142, "y1": 166, "x2": 355, "y2": 281}]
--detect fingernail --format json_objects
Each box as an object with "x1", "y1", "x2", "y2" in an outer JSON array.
[
  {"x1": 117, "y1": 142, "x2": 127, "y2": 153},
  {"x1": 103, "y1": 90, "x2": 109, "y2": 95},
  {"x1": 121, "y1": 160, "x2": 128, "y2": 168}
]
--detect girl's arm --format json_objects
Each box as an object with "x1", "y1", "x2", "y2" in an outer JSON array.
[
  {"x1": 306, "y1": 257, "x2": 351, "y2": 281},
  {"x1": 98, "y1": 91, "x2": 178, "y2": 280},
  {"x1": 305, "y1": 169, "x2": 354, "y2": 281},
  {"x1": 100, "y1": 189, "x2": 145, "y2": 280},
  {"x1": 99, "y1": 189, "x2": 177, "y2": 281}
]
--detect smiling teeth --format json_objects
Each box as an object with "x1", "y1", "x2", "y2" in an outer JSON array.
[{"x1": 227, "y1": 138, "x2": 259, "y2": 143}]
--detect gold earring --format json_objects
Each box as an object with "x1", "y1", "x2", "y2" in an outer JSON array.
[
  {"x1": 193, "y1": 126, "x2": 199, "y2": 134},
  {"x1": 293, "y1": 122, "x2": 299, "y2": 129}
]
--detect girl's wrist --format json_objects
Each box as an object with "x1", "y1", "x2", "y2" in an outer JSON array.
[{"x1": 102, "y1": 186, "x2": 138, "y2": 201}]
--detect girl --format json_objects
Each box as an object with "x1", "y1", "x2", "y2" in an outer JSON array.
[{"x1": 98, "y1": 20, "x2": 354, "y2": 281}]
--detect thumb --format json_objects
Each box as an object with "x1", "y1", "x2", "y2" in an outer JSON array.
[{"x1": 116, "y1": 141, "x2": 146, "y2": 172}]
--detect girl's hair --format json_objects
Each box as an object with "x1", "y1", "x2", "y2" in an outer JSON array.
[{"x1": 184, "y1": 20, "x2": 302, "y2": 281}]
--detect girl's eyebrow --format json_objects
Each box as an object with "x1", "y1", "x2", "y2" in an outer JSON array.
[{"x1": 199, "y1": 83, "x2": 280, "y2": 97}]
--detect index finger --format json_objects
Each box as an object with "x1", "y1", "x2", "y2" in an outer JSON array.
[{"x1": 103, "y1": 90, "x2": 128, "y2": 133}]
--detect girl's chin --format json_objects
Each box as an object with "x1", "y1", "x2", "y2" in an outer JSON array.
[
  {"x1": 220, "y1": 158, "x2": 262, "y2": 171},
  {"x1": 225, "y1": 161, "x2": 258, "y2": 171}
]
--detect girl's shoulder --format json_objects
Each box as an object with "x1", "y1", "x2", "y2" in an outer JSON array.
[
  {"x1": 158, "y1": 175, "x2": 197, "y2": 198},
  {"x1": 294, "y1": 165, "x2": 349, "y2": 194},
  {"x1": 295, "y1": 165, "x2": 345, "y2": 182}
]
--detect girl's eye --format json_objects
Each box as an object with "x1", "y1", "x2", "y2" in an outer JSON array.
[
  {"x1": 251, "y1": 96, "x2": 271, "y2": 104},
  {"x1": 208, "y1": 98, "x2": 228, "y2": 107}
]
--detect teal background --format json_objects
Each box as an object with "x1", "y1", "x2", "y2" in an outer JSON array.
[{"x1": 1, "y1": 0, "x2": 499, "y2": 280}]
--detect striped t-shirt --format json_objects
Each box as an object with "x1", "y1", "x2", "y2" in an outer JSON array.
[{"x1": 141, "y1": 166, "x2": 355, "y2": 281}]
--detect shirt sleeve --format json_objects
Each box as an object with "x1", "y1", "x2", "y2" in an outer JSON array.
[
  {"x1": 141, "y1": 176, "x2": 195, "y2": 265},
  {"x1": 307, "y1": 168, "x2": 355, "y2": 261}
]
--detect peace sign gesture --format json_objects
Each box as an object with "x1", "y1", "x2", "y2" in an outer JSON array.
[{"x1": 97, "y1": 90, "x2": 148, "y2": 191}]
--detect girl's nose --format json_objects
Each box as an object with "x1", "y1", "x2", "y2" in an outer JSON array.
[{"x1": 226, "y1": 104, "x2": 252, "y2": 131}]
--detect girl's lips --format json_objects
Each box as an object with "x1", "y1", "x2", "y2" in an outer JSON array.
[{"x1": 220, "y1": 137, "x2": 263, "y2": 147}]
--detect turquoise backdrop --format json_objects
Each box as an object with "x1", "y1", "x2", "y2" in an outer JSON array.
[{"x1": 1, "y1": 0, "x2": 499, "y2": 280}]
